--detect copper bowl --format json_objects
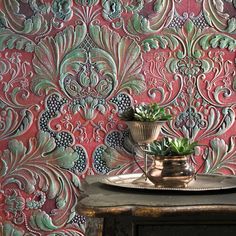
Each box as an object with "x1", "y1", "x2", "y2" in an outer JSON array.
[
  {"x1": 126, "y1": 121, "x2": 166, "y2": 144},
  {"x1": 147, "y1": 155, "x2": 195, "y2": 188}
]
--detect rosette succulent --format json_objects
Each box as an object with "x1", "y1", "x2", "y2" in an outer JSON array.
[
  {"x1": 120, "y1": 103, "x2": 172, "y2": 122},
  {"x1": 149, "y1": 137, "x2": 198, "y2": 156}
]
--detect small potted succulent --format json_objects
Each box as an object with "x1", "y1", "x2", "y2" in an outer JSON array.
[
  {"x1": 120, "y1": 103, "x2": 172, "y2": 144},
  {"x1": 145, "y1": 137, "x2": 198, "y2": 187}
]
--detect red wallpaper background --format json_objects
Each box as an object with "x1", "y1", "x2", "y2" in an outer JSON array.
[{"x1": 0, "y1": 0, "x2": 235, "y2": 235}]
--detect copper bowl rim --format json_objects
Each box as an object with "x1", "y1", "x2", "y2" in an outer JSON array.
[{"x1": 152, "y1": 155, "x2": 191, "y2": 161}]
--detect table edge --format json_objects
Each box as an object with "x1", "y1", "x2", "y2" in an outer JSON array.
[{"x1": 77, "y1": 203, "x2": 236, "y2": 218}]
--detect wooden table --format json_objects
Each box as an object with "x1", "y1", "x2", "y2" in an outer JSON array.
[{"x1": 77, "y1": 175, "x2": 236, "y2": 236}]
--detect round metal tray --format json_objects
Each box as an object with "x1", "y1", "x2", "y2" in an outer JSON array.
[{"x1": 99, "y1": 173, "x2": 236, "y2": 191}]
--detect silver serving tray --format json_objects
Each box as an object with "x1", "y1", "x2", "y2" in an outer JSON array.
[{"x1": 100, "y1": 173, "x2": 236, "y2": 191}]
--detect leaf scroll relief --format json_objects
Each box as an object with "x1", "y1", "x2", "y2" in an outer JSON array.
[
  {"x1": 89, "y1": 24, "x2": 146, "y2": 96},
  {"x1": 203, "y1": 0, "x2": 236, "y2": 33},
  {"x1": 0, "y1": 52, "x2": 38, "y2": 140},
  {"x1": 0, "y1": 131, "x2": 85, "y2": 235},
  {"x1": 0, "y1": 0, "x2": 77, "y2": 52},
  {"x1": 32, "y1": 23, "x2": 87, "y2": 96},
  {"x1": 104, "y1": 0, "x2": 174, "y2": 36},
  {"x1": 204, "y1": 136, "x2": 236, "y2": 175}
]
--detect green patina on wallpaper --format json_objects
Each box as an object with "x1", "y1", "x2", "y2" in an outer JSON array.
[{"x1": 0, "y1": 0, "x2": 235, "y2": 235}]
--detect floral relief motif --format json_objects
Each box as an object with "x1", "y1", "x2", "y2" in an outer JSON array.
[
  {"x1": 0, "y1": 52, "x2": 35, "y2": 107},
  {"x1": 75, "y1": 0, "x2": 99, "y2": 6},
  {"x1": 177, "y1": 57, "x2": 202, "y2": 77},
  {"x1": 175, "y1": 107, "x2": 207, "y2": 139},
  {"x1": 102, "y1": 0, "x2": 122, "y2": 21},
  {"x1": 4, "y1": 189, "x2": 25, "y2": 220},
  {"x1": 52, "y1": 0, "x2": 74, "y2": 21},
  {"x1": 0, "y1": 52, "x2": 36, "y2": 140},
  {"x1": 196, "y1": 51, "x2": 236, "y2": 107}
]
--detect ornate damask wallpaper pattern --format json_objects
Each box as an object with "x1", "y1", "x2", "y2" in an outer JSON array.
[{"x1": 0, "y1": 0, "x2": 235, "y2": 235}]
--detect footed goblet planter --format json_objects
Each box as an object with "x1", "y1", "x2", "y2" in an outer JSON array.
[
  {"x1": 126, "y1": 121, "x2": 166, "y2": 144},
  {"x1": 126, "y1": 120, "x2": 167, "y2": 182},
  {"x1": 147, "y1": 155, "x2": 195, "y2": 188}
]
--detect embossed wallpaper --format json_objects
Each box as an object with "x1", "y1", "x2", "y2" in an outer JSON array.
[{"x1": 0, "y1": 0, "x2": 235, "y2": 235}]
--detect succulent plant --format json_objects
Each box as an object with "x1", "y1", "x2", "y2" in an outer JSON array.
[
  {"x1": 149, "y1": 137, "x2": 198, "y2": 156},
  {"x1": 120, "y1": 103, "x2": 172, "y2": 122}
]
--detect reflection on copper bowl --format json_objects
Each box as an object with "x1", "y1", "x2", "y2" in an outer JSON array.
[{"x1": 147, "y1": 155, "x2": 195, "y2": 188}]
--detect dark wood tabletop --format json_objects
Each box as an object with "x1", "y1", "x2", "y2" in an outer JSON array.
[{"x1": 77, "y1": 175, "x2": 236, "y2": 219}]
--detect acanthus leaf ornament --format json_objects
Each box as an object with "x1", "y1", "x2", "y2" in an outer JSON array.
[
  {"x1": 126, "y1": 0, "x2": 174, "y2": 35},
  {"x1": 0, "y1": 28, "x2": 35, "y2": 52},
  {"x1": 0, "y1": 221, "x2": 25, "y2": 236},
  {"x1": 0, "y1": 131, "x2": 85, "y2": 233},
  {"x1": 204, "y1": 137, "x2": 236, "y2": 175},
  {"x1": 32, "y1": 23, "x2": 87, "y2": 96},
  {"x1": 89, "y1": 24, "x2": 146, "y2": 95},
  {"x1": 203, "y1": 0, "x2": 236, "y2": 33}
]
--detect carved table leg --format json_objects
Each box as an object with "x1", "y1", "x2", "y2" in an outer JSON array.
[
  {"x1": 103, "y1": 216, "x2": 134, "y2": 236},
  {"x1": 85, "y1": 218, "x2": 104, "y2": 236}
]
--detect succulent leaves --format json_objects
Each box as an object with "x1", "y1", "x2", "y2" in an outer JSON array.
[
  {"x1": 149, "y1": 137, "x2": 198, "y2": 156},
  {"x1": 120, "y1": 103, "x2": 172, "y2": 122}
]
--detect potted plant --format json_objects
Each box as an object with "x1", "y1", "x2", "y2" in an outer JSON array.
[
  {"x1": 145, "y1": 137, "x2": 198, "y2": 187},
  {"x1": 120, "y1": 103, "x2": 172, "y2": 144}
]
